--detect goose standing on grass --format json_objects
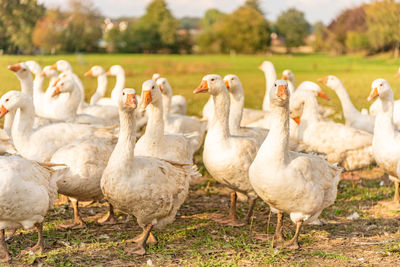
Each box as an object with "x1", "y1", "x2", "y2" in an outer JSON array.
[
  {"x1": 194, "y1": 74, "x2": 259, "y2": 226},
  {"x1": 319, "y1": 75, "x2": 374, "y2": 133},
  {"x1": 156, "y1": 77, "x2": 187, "y2": 115},
  {"x1": 101, "y1": 89, "x2": 192, "y2": 255},
  {"x1": 85, "y1": 66, "x2": 108, "y2": 105},
  {"x1": 51, "y1": 137, "x2": 117, "y2": 228},
  {"x1": 0, "y1": 91, "x2": 114, "y2": 162},
  {"x1": 368, "y1": 79, "x2": 400, "y2": 207},
  {"x1": 51, "y1": 60, "x2": 86, "y2": 111},
  {"x1": 223, "y1": 74, "x2": 268, "y2": 146},
  {"x1": 0, "y1": 156, "x2": 66, "y2": 262},
  {"x1": 249, "y1": 80, "x2": 341, "y2": 249},
  {"x1": 290, "y1": 90, "x2": 374, "y2": 171},
  {"x1": 135, "y1": 80, "x2": 198, "y2": 166}
]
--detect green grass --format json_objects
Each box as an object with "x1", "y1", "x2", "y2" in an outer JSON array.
[
  {"x1": 1, "y1": 53, "x2": 400, "y2": 119},
  {"x1": 3, "y1": 53, "x2": 400, "y2": 265}
]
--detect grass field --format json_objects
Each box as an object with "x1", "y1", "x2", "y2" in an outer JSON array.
[{"x1": 2, "y1": 53, "x2": 400, "y2": 265}]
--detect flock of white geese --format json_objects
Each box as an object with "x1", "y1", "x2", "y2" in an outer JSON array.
[{"x1": 0, "y1": 59, "x2": 400, "y2": 260}]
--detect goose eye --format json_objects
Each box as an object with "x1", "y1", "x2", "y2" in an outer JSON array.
[
  {"x1": 231, "y1": 78, "x2": 234, "y2": 81},
  {"x1": 211, "y1": 78, "x2": 215, "y2": 82},
  {"x1": 123, "y1": 92, "x2": 125, "y2": 96},
  {"x1": 61, "y1": 83, "x2": 64, "y2": 86},
  {"x1": 152, "y1": 86, "x2": 154, "y2": 89},
  {"x1": 5, "y1": 99, "x2": 9, "y2": 102},
  {"x1": 380, "y1": 84, "x2": 383, "y2": 86}
]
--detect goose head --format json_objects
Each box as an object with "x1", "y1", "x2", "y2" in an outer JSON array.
[
  {"x1": 269, "y1": 80, "x2": 289, "y2": 107},
  {"x1": 194, "y1": 74, "x2": 225, "y2": 96},
  {"x1": 25, "y1": 61, "x2": 42, "y2": 75},
  {"x1": 297, "y1": 81, "x2": 329, "y2": 100},
  {"x1": 152, "y1": 73, "x2": 161, "y2": 81},
  {"x1": 51, "y1": 60, "x2": 72, "y2": 72},
  {"x1": 106, "y1": 65, "x2": 124, "y2": 76},
  {"x1": 0, "y1": 91, "x2": 29, "y2": 119},
  {"x1": 223, "y1": 74, "x2": 243, "y2": 95},
  {"x1": 258, "y1": 61, "x2": 274, "y2": 73},
  {"x1": 141, "y1": 80, "x2": 162, "y2": 109},
  {"x1": 156, "y1": 77, "x2": 172, "y2": 96},
  {"x1": 40, "y1": 65, "x2": 58, "y2": 78},
  {"x1": 281, "y1": 69, "x2": 295, "y2": 83},
  {"x1": 8, "y1": 62, "x2": 31, "y2": 80},
  {"x1": 120, "y1": 88, "x2": 138, "y2": 110},
  {"x1": 318, "y1": 75, "x2": 342, "y2": 96},
  {"x1": 369, "y1": 78, "x2": 393, "y2": 102},
  {"x1": 50, "y1": 77, "x2": 76, "y2": 97},
  {"x1": 84, "y1": 65, "x2": 105, "y2": 77}
]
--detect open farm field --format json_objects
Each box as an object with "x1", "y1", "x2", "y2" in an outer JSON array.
[{"x1": 2, "y1": 53, "x2": 400, "y2": 266}]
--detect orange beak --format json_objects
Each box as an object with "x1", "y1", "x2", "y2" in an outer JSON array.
[
  {"x1": 368, "y1": 88, "x2": 379, "y2": 101},
  {"x1": 292, "y1": 116, "x2": 300, "y2": 125},
  {"x1": 50, "y1": 63, "x2": 57, "y2": 70},
  {"x1": 8, "y1": 63, "x2": 21, "y2": 72},
  {"x1": 84, "y1": 70, "x2": 93, "y2": 77},
  {"x1": 106, "y1": 69, "x2": 111, "y2": 76},
  {"x1": 193, "y1": 80, "x2": 209, "y2": 94},
  {"x1": 158, "y1": 83, "x2": 163, "y2": 91},
  {"x1": 258, "y1": 63, "x2": 263, "y2": 70},
  {"x1": 317, "y1": 90, "x2": 330, "y2": 100},
  {"x1": 281, "y1": 74, "x2": 288, "y2": 80},
  {"x1": 52, "y1": 77, "x2": 61, "y2": 87},
  {"x1": 0, "y1": 105, "x2": 8, "y2": 119},
  {"x1": 40, "y1": 71, "x2": 46, "y2": 77},
  {"x1": 318, "y1": 76, "x2": 329, "y2": 85},
  {"x1": 277, "y1": 84, "x2": 288, "y2": 99},
  {"x1": 142, "y1": 90, "x2": 152, "y2": 107},
  {"x1": 224, "y1": 80, "x2": 230, "y2": 89},
  {"x1": 395, "y1": 71, "x2": 400, "y2": 78},
  {"x1": 51, "y1": 87, "x2": 61, "y2": 97},
  {"x1": 125, "y1": 93, "x2": 137, "y2": 108}
]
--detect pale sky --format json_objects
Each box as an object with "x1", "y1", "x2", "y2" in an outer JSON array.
[{"x1": 38, "y1": 0, "x2": 370, "y2": 24}]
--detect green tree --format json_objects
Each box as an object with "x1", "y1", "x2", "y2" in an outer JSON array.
[
  {"x1": 0, "y1": 0, "x2": 45, "y2": 53},
  {"x1": 33, "y1": 9, "x2": 65, "y2": 54},
  {"x1": 201, "y1": 9, "x2": 225, "y2": 31},
  {"x1": 61, "y1": 0, "x2": 103, "y2": 52},
  {"x1": 244, "y1": 0, "x2": 264, "y2": 15},
  {"x1": 131, "y1": 0, "x2": 178, "y2": 52},
  {"x1": 276, "y1": 8, "x2": 310, "y2": 51},
  {"x1": 312, "y1": 21, "x2": 327, "y2": 52},
  {"x1": 365, "y1": 0, "x2": 400, "y2": 57}
]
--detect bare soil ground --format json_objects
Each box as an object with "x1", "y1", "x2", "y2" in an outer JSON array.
[{"x1": 4, "y1": 166, "x2": 399, "y2": 266}]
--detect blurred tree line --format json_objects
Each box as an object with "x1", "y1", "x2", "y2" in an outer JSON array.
[{"x1": 1, "y1": 0, "x2": 400, "y2": 56}]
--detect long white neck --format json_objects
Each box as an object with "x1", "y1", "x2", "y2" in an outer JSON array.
[
  {"x1": 18, "y1": 74, "x2": 34, "y2": 97},
  {"x1": 90, "y1": 74, "x2": 108, "y2": 104},
  {"x1": 3, "y1": 113, "x2": 14, "y2": 136},
  {"x1": 12, "y1": 97, "x2": 35, "y2": 153},
  {"x1": 300, "y1": 95, "x2": 320, "y2": 125},
  {"x1": 208, "y1": 89, "x2": 230, "y2": 140},
  {"x1": 333, "y1": 83, "x2": 359, "y2": 121},
  {"x1": 145, "y1": 98, "x2": 165, "y2": 140},
  {"x1": 56, "y1": 88, "x2": 81, "y2": 121},
  {"x1": 33, "y1": 73, "x2": 45, "y2": 95},
  {"x1": 228, "y1": 86, "x2": 244, "y2": 132},
  {"x1": 262, "y1": 68, "x2": 277, "y2": 111},
  {"x1": 257, "y1": 102, "x2": 289, "y2": 167},
  {"x1": 109, "y1": 107, "x2": 136, "y2": 168},
  {"x1": 162, "y1": 90, "x2": 172, "y2": 120},
  {"x1": 111, "y1": 73, "x2": 125, "y2": 103},
  {"x1": 374, "y1": 94, "x2": 395, "y2": 138}
]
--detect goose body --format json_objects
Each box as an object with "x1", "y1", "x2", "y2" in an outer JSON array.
[
  {"x1": 101, "y1": 89, "x2": 191, "y2": 255},
  {"x1": 249, "y1": 80, "x2": 341, "y2": 249},
  {"x1": 320, "y1": 75, "x2": 374, "y2": 133},
  {"x1": 291, "y1": 91, "x2": 374, "y2": 170}
]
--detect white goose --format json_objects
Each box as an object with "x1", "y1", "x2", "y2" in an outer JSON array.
[
  {"x1": 260, "y1": 60, "x2": 277, "y2": 111},
  {"x1": 368, "y1": 79, "x2": 400, "y2": 206},
  {"x1": 223, "y1": 74, "x2": 268, "y2": 146},
  {"x1": 290, "y1": 90, "x2": 374, "y2": 171},
  {"x1": 51, "y1": 137, "x2": 117, "y2": 228},
  {"x1": 101, "y1": 88, "x2": 192, "y2": 255},
  {"x1": 0, "y1": 91, "x2": 114, "y2": 162},
  {"x1": 281, "y1": 69, "x2": 295, "y2": 94},
  {"x1": 249, "y1": 80, "x2": 341, "y2": 249},
  {"x1": 103, "y1": 65, "x2": 125, "y2": 106},
  {"x1": 85, "y1": 66, "x2": 108, "y2": 105},
  {"x1": 135, "y1": 80, "x2": 197, "y2": 167},
  {"x1": 41, "y1": 65, "x2": 59, "y2": 87},
  {"x1": 155, "y1": 77, "x2": 187, "y2": 115},
  {"x1": 194, "y1": 74, "x2": 259, "y2": 226},
  {"x1": 319, "y1": 75, "x2": 374, "y2": 133},
  {"x1": 0, "y1": 155, "x2": 66, "y2": 261}
]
